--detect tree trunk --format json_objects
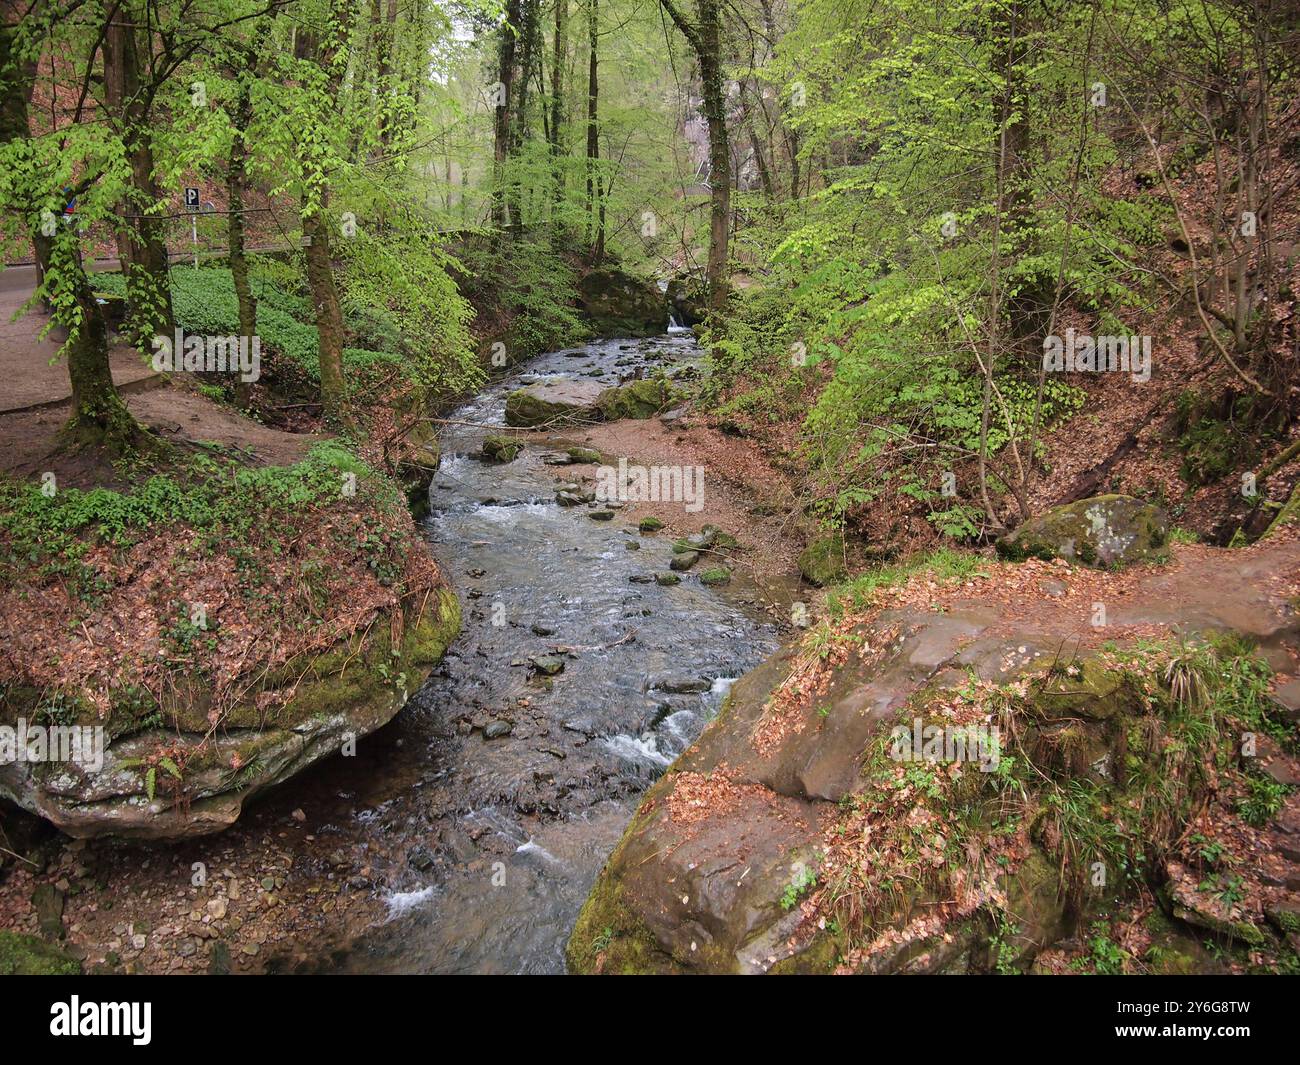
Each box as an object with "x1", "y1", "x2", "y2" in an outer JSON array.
[
  {"x1": 585, "y1": 0, "x2": 604, "y2": 259},
  {"x1": 550, "y1": 0, "x2": 568, "y2": 212},
  {"x1": 103, "y1": 11, "x2": 174, "y2": 344},
  {"x1": 298, "y1": 0, "x2": 353, "y2": 425},
  {"x1": 302, "y1": 200, "x2": 347, "y2": 424},
  {"x1": 227, "y1": 76, "x2": 257, "y2": 406},
  {"x1": 1, "y1": 22, "x2": 142, "y2": 449},
  {"x1": 493, "y1": 0, "x2": 522, "y2": 230},
  {"x1": 696, "y1": 1, "x2": 730, "y2": 311},
  {"x1": 660, "y1": 0, "x2": 730, "y2": 311}
]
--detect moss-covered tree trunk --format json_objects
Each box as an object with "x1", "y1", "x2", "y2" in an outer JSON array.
[
  {"x1": 302, "y1": 197, "x2": 347, "y2": 425},
  {"x1": 103, "y1": 14, "x2": 175, "y2": 344},
  {"x1": 660, "y1": 0, "x2": 730, "y2": 312},
  {"x1": 227, "y1": 75, "x2": 257, "y2": 407},
  {"x1": 1, "y1": 19, "x2": 143, "y2": 451}
]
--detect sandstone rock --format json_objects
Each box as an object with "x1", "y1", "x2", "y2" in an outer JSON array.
[
  {"x1": 504, "y1": 379, "x2": 605, "y2": 428},
  {"x1": 798, "y1": 532, "x2": 846, "y2": 586},
  {"x1": 481, "y1": 434, "x2": 522, "y2": 462},
  {"x1": 997, "y1": 494, "x2": 1168, "y2": 568},
  {"x1": 0, "y1": 590, "x2": 461, "y2": 841},
  {"x1": 595, "y1": 378, "x2": 679, "y2": 421}
]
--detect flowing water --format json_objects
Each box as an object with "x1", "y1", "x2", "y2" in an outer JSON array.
[{"x1": 294, "y1": 332, "x2": 779, "y2": 973}]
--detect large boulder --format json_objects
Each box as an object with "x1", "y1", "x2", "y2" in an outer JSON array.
[
  {"x1": 577, "y1": 268, "x2": 666, "y2": 337},
  {"x1": 504, "y1": 379, "x2": 606, "y2": 428},
  {"x1": 595, "y1": 378, "x2": 679, "y2": 420},
  {"x1": 997, "y1": 494, "x2": 1168, "y2": 567},
  {"x1": 798, "y1": 531, "x2": 847, "y2": 586},
  {"x1": 0, "y1": 590, "x2": 461, "y2": 840},
  {"x1": 566, "y1": 540, "x2": 1300, "y2": 975}
]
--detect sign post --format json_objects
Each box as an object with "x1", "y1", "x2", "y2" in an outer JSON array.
[{"x1": 184, "y1": 186, "x2": 200, "y2": 267}]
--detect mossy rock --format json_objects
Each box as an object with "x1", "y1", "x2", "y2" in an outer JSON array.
[
  {"x1": 595, "y1": 378, "x2": 679, "y2": 421},
  {"x1": 996, "y1": 495, "x2": 1168, "y2": 568},
  {"x1": 699, "y1": 567, "x2": 731, "y2": 586},
  {"x1": 0, "y1": 931, "x2": 81, "y2": 975},
  {"x1": 798, "y1": 532, "x2": 847, "y2": 586},
  {"x1": 566, "y1": 446, "x2": 602, "y2": 464},
  {"x1": 504, "y1": 380, "x2": 604, "y2": 428},
  {"x1": 576, "y1": 267, "x2": 665, "y2": 337},
  {"x1": 0, "y1": 589, "x2": 462, "y2": 841},
  {"x1": 638, "y1": 517, "x2": 665, "y2": 533},
  {"x1": 481, "y1": 434, "x2": 522, "y2": 462}
]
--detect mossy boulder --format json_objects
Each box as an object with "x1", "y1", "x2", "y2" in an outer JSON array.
[
  {"x1": 577, "y1": 267, "x2": 666, "y2": 337},
  {"x1": 0, "y1": 931, "x2": 81, "y2": 975},
  {"x1": 595, "y1": 378, "x2": 678, "y2": 421},
  {"x1": 798, "y1": 531, "x2": 847, "y2": 586},
  {"x1": 666, "y1": 275, "x2": 708, "y2": 327},
  {"x1": 0, "y1": 588, "x2": 461, "y2": 841},
  {"x1": 481, "y1": 435, "x2": 522, "y2": 462},
  {"x1": 996, "y1": 494, "x2": 1168, "y2": 568},
  {"x1": 504, "y1": 380, "x2": 605, "y2": 428}
]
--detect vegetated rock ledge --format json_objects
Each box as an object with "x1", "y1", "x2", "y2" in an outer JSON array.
[
  {"x1": 567, "y1": 532, "x2": 1300, "y2": 974},
  {"x1": 0, "y1": 588, "x2": 460, "y2": 840},
  {"x1": 0, "y1": 446, "x2": 462, "y2": 841}
]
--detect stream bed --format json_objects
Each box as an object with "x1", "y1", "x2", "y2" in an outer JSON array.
[{"x1": 297, "y1": 332, "x2": 779, "y2": 973}]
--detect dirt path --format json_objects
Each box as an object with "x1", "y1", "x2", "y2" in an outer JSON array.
[{"x1": 0, "y1": 276, "x2": 161, "y2": 415}]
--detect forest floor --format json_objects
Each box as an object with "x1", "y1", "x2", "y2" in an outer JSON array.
[{"x1": 0, "y1": 279, "x2": 317, "y2": 486}]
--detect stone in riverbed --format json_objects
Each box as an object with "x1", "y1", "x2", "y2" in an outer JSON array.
[
  {"x1": 567, "y1": 446, "x2": 603, "y2": 464},
  {"x1": 699, "y1": 567, "x2": 732, "y2": 586},
  {"x1": 653, "y1": 674, "x2": 712, "y2": 694},
  {"x1": 670, "y1": 551, "x2": 700, "y2": 571},
  {"x1": 639, "y1": 517, "x2": 665, "y2": 533},
  {"x1": 589, "y1": 510, "x2": 615, "y2": 521},
  {"x1": 655, "y1": 573, "x2": 681, "y2": 586},
  {"x1": 483, "y1": 720, "x2": 513, "y2": 740},
  {"x1": 481, "y1": 435, "x2": 522, "y2": 462},
  {"x1": 505, "y1": 380, "x2": 605, "y2": 428},
  {"x1": 530, "y1": 655, "x2": 566, "y2": 676}
]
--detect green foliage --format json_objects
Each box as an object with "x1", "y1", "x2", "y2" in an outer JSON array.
[
  {"x1": 455, "y1": 237, "x2": 591, "y2": 360},
  {"x1": 781, "y1": 863, "x2": 818, "y2": 911},
  {"x1": 0, "y1": 442, "x2": 389, "y2": 587},
  {"x1": 826, "y1": 548, "x2": 987, "y2": 615}
]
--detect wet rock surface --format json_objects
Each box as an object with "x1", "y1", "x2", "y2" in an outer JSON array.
[{"x1": 568, "y1": 539, "x2": 1300, "y2": 974}]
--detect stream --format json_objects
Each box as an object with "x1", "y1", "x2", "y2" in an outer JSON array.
[{"x1": 295, "y1": 331, "x2": 779, "y2": 973}]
